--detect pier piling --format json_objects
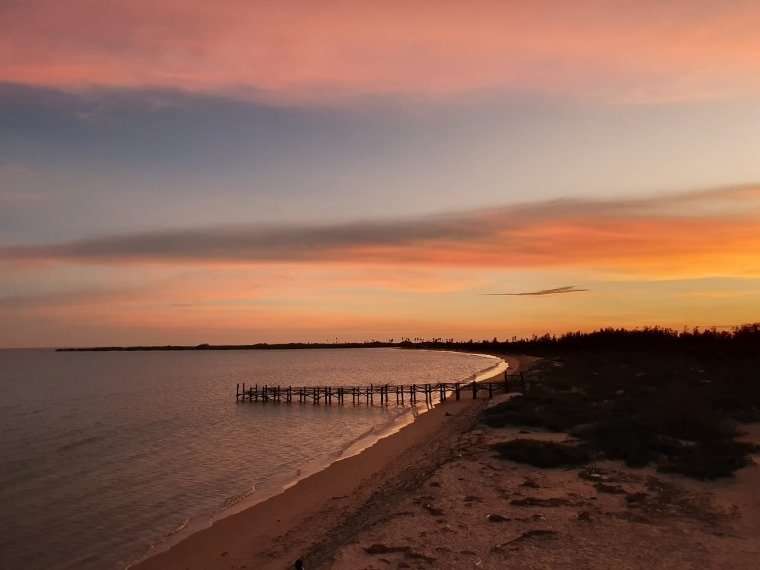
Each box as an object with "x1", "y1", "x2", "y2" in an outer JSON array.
[{"x1": 234, "y1": 373, "x2": 527, "y2": 407}]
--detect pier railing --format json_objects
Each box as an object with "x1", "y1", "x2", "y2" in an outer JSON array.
[{"x1": 235, "y1": 372, "x2": 529, "y2": 405}]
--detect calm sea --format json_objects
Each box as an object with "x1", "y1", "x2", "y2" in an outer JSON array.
[{"x1": 0, "y1": 347, "x2": 500, "y2": 570}]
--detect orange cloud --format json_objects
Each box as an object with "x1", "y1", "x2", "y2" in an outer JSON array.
[
  {"x1": 0, "y1": 185, "x2": 758, "y2": 277},
  {"x1": 3, "y1": 1, "x2": 760, "y2": 102},
  {"x1": 3, "y1": 185, "x2": 760, "y2": 279},
  {"x1": 5, "y1": 185, "x2": 760, "y2": 346}
]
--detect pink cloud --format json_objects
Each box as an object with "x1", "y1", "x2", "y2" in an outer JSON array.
[{"x1": 2, "y1": 1, "x2": 760, "y2": 102}]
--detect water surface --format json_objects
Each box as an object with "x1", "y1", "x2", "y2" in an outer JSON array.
[{"x1": 0, "y1": 348, "x2": 498, "y2": 570}]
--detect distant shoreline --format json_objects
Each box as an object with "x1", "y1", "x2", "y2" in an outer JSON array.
[{"x1": 56, "y1": 342, "x2": 401, "y2": 352}]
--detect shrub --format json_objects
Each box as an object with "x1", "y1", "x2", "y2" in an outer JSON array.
[
  {"x1": 492, "y1": 439, "x2": 592, "y2": 468},
  {"x1": 482, "y1": 393, "x2": 597, "y2": 432},
  {"x1": 659, "y1": 440, "x2": 757, "y2": 479}
]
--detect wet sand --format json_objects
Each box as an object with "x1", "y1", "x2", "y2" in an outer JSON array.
[{"x1": 133, "y1": 355, "x2": 527, "y2": 570}]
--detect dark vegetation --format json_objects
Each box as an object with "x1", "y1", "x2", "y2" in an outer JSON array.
[
  {"x1": 480, "y1": 325, "x2": 760, "y2": 479},
  {"x1": 492, "y1": 439, "x2": 591, "y2": 468}
]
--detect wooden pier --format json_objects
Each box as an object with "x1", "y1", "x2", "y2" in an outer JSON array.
[{"x1": 235, "y1": 373, "x2": 527, "y2": 406}]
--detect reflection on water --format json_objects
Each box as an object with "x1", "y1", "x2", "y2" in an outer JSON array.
[{"x1": 0, "y1": 348, "x2": 497, "y2": 570}]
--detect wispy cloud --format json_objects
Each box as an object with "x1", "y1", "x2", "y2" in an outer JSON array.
[
  {"x1": 483, "y1": 286, "x2": 589, "y2": 296},
  {"x1": 2, "y1": 2, "x2": 760, "y2": 103},
  {"x1": 2, "y1": 185, "x2": 760, "y2": 278}
]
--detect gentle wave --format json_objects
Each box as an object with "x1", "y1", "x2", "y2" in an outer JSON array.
[
  {"x1": 57, "y1": 435, "x2": 103, "y2": 453},
  {"x1": 0, "y1": 347, "x2": 498, "y2": 570}
]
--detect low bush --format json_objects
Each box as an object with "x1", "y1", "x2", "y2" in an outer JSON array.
[
  {"x1": 482, "y1": 393, "x2": 598, "y2": 432},
  {"x1": 480, "y1": 348, "x2": 757, "y2": 478},
  {"x1": 660, "y1": 440, "x2": 757, "y2": 479},
  {"x1": 491, "y1": 439, "x2": 592, "y2": 468},
  {"x1": 577, "y1": 418, "x2": 659, "y2": 467}
]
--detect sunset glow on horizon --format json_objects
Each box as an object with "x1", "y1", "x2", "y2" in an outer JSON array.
[{"x1": 3, "y1": 1, "x2": 760, "y2": 347}]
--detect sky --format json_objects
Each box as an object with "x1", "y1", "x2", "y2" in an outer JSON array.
[{"x1": 2, "y1": 0, "x2": 760, "y2": 347}]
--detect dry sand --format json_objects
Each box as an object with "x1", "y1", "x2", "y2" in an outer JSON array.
[
  {"x1": 331, "y1": 402, "x2": 760, "y2": 570},
  {"x1": 134, "y1": 355, "x2": 760, "y2": 569}
]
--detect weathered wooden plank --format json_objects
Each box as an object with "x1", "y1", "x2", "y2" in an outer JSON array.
[{"x1": 235, "y1": 374, "x2": 530, "y2": 405}]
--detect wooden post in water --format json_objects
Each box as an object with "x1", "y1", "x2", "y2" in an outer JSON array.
[{"x1": 234, "y1": 374, "x2": 535, "y2": 406}]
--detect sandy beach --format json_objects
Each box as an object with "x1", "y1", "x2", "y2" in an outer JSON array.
[
  {"x1": 132, "y1": 355, "x2": 522, "y2": 570},
  {"x1": 133, "y1": 354, "x2": 760, "y2": 569},
  {"x1": 331, "y1": 417, "x2": 760, "y2": 570}
]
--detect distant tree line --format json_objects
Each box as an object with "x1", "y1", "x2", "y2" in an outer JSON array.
[
  {"x1": 57, "y1": 324, "x2": 760, "y2": 353},
  {"x1": 401, "y1": 323, "x2": 760, "y2": 356}
]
